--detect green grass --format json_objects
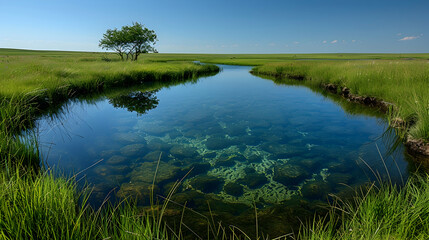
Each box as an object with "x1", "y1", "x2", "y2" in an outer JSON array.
[
  {"x1": 0, "y1": 96, "x2": 40, "y2": 170},
  {"x1": 0, "y1": 52, "x2": 219, "y2": 97},
  {"x1": 3, "y1": 47, "x2": 429, "y2": 63},
  {"x1": 252, "y1": 60, "x2": 429, "y2": 141},
  {"x1": 0, "y1": 169, "x2": 266, "y2": 240},
  {"x1": 299, "y1": 175, "x2": 429, "y2": 240},
  {"x1": 0, "y1": 169, "x2": 96, "y2": 240},
  {"x1": 0, "y1": 168, "x2": 179, "y2": 240}
]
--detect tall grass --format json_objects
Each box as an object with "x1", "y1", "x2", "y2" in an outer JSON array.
[
  {"x1": 0, "y1": 168, "x2": 180, "y2": 240},
  {"x1": 299, "y1": 175, "x2": 429, "y2": 240},
  {"x1": 0, "y1": 169, "x2": 264, "y2": 240},
  {"x1": 252, "y1": 60, "x2": 429, "y2": 141},
  {"x1": 0, "y1": 96, "x2": 39, "y2": 170},
  {"x1": 0, "y1": 169, "x2": 97, "y2": 240},
  {"x1": 0, "y1": 154, "x2": 255, "y2": 240}
]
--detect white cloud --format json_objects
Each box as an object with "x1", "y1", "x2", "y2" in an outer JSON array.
[
  {"x1": 399, "y1": 36, "x2": 420, "y2": 41},
  {"x1": 322, "y1": 40, "x2": 327, "y2": 44},
  {"x1": 352, "y1": 40, "x2": 356, "y2": 43},
  {"x1": 293, "y1": 41, "x2": 300, "y2": 44},
  {"x1": 331, "y1": 40, "x2": 338, "y2": 44}
]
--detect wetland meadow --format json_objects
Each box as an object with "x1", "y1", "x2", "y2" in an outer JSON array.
[{"x1": 1, "y1": 49, "x2": 429, "y2": 239}]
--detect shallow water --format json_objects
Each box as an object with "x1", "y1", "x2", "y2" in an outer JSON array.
[{"x1": 37, "y1": 65, "x2": 414, "y2": 237}]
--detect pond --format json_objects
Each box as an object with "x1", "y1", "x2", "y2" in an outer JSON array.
[{"x1": 37, "y1": 65, "x2": 415, "y2": 237}]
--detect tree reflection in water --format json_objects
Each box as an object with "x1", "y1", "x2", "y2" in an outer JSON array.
[{"x1": 108, "y1": 90, "x2": 159, "y2": 115}]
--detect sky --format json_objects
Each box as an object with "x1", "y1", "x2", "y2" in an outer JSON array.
[{"x1": 0, "y1": 0, "x2": 428, "y2": 53}]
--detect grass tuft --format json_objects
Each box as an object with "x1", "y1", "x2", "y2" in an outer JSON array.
[{"x1": 299, "y1": 175, "x2": 429, "y2": 240}]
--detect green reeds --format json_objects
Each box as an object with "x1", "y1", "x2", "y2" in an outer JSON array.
[
  {"x1": 0, "y1": 96, "x2": 39, "y2": 169},
  {"x1": 98, "y1": 203, "x2": 172, "y2": 240},
  {"x1": 0, "y1": 169, "x2": 97, "y2": 240},
  {"x1": 0, "y1": 154, "x2": 178, "y2": 240}
]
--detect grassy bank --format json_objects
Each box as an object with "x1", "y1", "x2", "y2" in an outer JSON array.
[
  {"x1": 0, "y1": 51, "x2": 219, "y2": 98},
  {"x1": 251, "y1": 60, "x2": 429, "y2": 144}
]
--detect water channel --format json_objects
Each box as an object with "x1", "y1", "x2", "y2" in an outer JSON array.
[{"x1": 37, "y1": 65, "x2": 415, "y2": 237}]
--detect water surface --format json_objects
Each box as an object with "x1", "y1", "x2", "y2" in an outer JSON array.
[{"x1": 37, "y1": 65, "x2": 413, "y2": 237}]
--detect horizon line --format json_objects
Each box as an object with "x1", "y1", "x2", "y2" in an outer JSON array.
[{"x1": 1, "y1": 48, "x2": 428, "y2": 55}]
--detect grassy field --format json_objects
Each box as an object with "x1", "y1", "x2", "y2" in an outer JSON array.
[
  {"x1": 1, "y1": 48, "x2": 428, "y2": 239},
  {"x1": 140, "y1": 52, "x2": 429, "y2": 65}
]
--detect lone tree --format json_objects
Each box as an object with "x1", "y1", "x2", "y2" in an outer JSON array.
[{"x1": 99, "y1": 22, "x2": 158, "y2": 61}]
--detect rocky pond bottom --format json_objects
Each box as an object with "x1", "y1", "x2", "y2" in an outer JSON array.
[{"x1": 38, "y1": 65, "x2": 414, "y2": 237}]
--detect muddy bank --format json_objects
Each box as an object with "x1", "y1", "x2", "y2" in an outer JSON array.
[
  {"x1": 405, "y1": 138, "x2": 429, "y2": 158},
  {"x1": 323, "y1": 84, "x2": 393, "y2": 112}
]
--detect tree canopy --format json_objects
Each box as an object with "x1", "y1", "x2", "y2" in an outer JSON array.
[{"x1": 99, "y1": 22, "x2": 158, "y2": 61}]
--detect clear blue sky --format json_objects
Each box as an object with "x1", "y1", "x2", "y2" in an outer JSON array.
[{"x1": 1, "y1": 0, "x2": 428, "y2": 53}]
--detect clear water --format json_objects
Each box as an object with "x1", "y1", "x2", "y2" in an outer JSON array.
[{"x1": 37, "y1": 65, "x2": 414, "y2": 237}]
